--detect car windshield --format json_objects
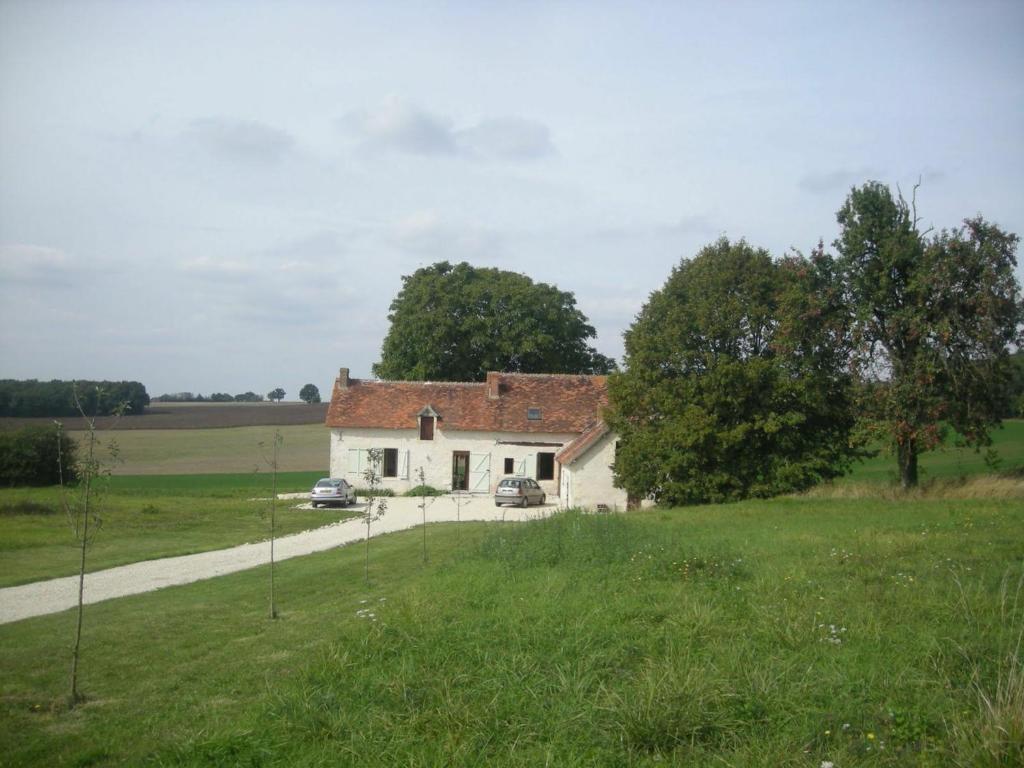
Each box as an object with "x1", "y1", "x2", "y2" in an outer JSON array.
[
  {"x1": 315, "y1": 479, "x2": 335, "y2": 488},
  {"x1": 500, "y1": 479, "x2": 520, "y2": 488}
]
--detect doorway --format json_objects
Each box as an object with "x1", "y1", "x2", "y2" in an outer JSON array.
[{"x1": 452, "y1": 451, "x2": 470, "y2": 491}]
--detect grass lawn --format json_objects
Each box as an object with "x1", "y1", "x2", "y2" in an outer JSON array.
[
  {"x1": 844, "y1": 419, "x2": 1024, "y2": 484},
  {"x1": 0, "y1": 472, "x2": 348, "y2": 588},
  {"x1": 1, "y1": 494, "x2": 1022, "y2": 766}
]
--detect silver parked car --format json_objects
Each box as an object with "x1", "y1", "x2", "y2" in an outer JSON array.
[
  {"x1": 310, "y1": 478, "x2": 356, "y2": 508},
  {"x1": 494, "y1": 477, "x2": 546, "y2": 508}
]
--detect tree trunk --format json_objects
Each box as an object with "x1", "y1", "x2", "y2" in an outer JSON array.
[
  {"x1": 898, "y1": 438, "x2": 919, "y2": 489},
  {"x1": 269, "y1": 444, "x2": 277, "y2": 620},
  {"x1": 69, "y1": 437, "x2": 94, "y2": 706},
  {"x1": 69, "y1": 527, "x2": 86, "y2": 704}
]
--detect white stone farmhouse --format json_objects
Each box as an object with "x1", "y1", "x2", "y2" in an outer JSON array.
[{"x1": 325, "y1": 368, "x2": 627, "y2": 510}]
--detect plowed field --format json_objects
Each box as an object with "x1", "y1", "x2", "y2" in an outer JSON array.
[{"x1": 0, "y1": 401, "x2": 328, "y2": 431}]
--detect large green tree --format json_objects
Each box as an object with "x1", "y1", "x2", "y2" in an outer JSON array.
[
  {"x1": 835, "y1": 182, "x2": 1022, "y2": 488},
  {"x1": 606, "y1": 238, "x2": 861, "y2": 506},
  {"x1": 298, "y1": 383, "x2": 321, "y2": 404},
  {"x1": 373, "y1": 261, "x2": 615, "y2": 381}
]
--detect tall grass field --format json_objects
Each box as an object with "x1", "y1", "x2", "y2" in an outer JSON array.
[{"x1": 1, "y1": 495, "x2": 1022, "y2": 766}]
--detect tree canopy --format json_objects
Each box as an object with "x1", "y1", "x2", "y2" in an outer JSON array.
[
  {"x1": 835, "y1": 182, "x2": 1022, "y2": 487},
  {"x1": 299, "y1": 384, "x2": 321, "y2": 404},
  {"x1": 606, "y1": 238, "x2": 862, "y2": 505},
  {"x1": 373, "y1": 261, "x2": 615, "y2": 382},
  {"x1": 0, "y1": 379, "x2": 149, "y2": 417},
  {"x1": 267, "y1": 388, "x2": 286, "y2": 403}
]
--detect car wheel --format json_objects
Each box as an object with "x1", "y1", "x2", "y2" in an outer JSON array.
[
  {"x1": 494, "y1": 501, "x2": 501, "y2": 507},
  {"x1": 540, "y1": 494, "x2": 546, "y2": 505},
  {"x1": 520, "y1": 496, "x2": 528, "y2": 508}
]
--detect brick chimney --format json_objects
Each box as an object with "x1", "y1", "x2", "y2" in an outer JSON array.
[
  {"x1": 486, "y1": 371, "x2": 501, "y2": 400},
  {"x1": 338, "y1": 367, "x2": 350, "y2": 390}
]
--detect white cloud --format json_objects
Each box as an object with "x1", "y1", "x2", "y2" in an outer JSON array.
[
  {"x1": 0, "y1": 243, "x2": 78, "y2": 285},
  {"x1": 392, "y1": 211, "x2": 503, "y2": 261},
  {"x1": 341, "y1": 98, "x2": 457, "y2": 155},
  {"x1": 342, "y1": 98, "x2": 555, "y2": 161},
  {"x1": 184, "y1": 117, "x2": 295, "y2": 163},
  {"x1": 662, "y1": 214, "x2": 718, "y2": 236},
  {"x1": 180, "y1": 255, "x2": 258, "y2": 281},
  {"x1": 799, "y1": 168, "x2": 876, "y2": 194},
  {"x1": 456, "y1": 117, "x2": 555, "y2": 161}
]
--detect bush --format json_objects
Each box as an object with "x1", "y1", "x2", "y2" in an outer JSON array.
[
  {"x1": 0, "y1": 426, "x2": 78, "y2": 486},
  {"x1": 352, "y1": 487, "x2": 395, "y2": 498},
  {"x1": 403, "y1": 485, "x2": 445, "y2": 497}
]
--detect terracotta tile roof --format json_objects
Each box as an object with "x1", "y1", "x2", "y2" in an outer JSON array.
[
  {"x1": 555, "y1": 420, "x2": 610, "y2": 465},
  {"x1": 325, "y1": 370, "x2": 608, "y2": 434}
]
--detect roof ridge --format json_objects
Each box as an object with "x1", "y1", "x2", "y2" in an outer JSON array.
[
  {"x1": 353, "y1": 379, "x2": 486, "y2": 387},
  {"x1": 352, "y1": 372, "x2": 605, "y2": 385},
  {"x1": 495, "y1": 372, "x2": 606, "y2": 379}
]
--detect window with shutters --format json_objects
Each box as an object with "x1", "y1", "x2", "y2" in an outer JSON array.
[{"x1": 382, "y1": 448, "x2": 398, "y2": 478}]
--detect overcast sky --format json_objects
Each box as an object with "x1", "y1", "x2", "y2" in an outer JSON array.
[{"x1": 2, "y1": 0, "x2": 1022, "y2": 399}]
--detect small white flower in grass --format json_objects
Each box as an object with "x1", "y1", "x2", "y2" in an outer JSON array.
[{"x1": 821, "y1": 761, "x2": 835, "y2": 768}]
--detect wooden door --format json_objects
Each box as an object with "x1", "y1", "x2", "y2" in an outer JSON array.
[{"x1": 452, "y1": 451, "x2": 470, "y2": 491}]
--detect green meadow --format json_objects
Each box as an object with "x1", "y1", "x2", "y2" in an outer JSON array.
[
  {"x1": 0, "y1": 421, "x2": 1021, "y2": 764},
  {"x1": 844, "y1": 420, "x2": 1024, "y2": 485},
  {"x1": 0, "y1": 472, "x2": 340, "y2": 588},
  {"x1": 1, "y1": 497, "x2": 1022, "y2": 766}
]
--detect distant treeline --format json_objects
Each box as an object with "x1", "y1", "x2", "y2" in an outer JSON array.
[
  {"x1": 0, "y1": 380, "x2": 150, "y2": 417},
  {"x1": 153, "y1": 391, "x2": 265, "y2": 403}
]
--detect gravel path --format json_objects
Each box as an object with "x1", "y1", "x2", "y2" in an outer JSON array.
[{"x1": 0, "y1": 496, "x2": 552, "y2": 625}]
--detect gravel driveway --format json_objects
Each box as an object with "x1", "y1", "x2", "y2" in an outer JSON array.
[{"x1": 0, "y1": 495, "x2": 554, "y2": 625}]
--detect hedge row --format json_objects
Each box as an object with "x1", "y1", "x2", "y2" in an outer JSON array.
[
  {"x1": 0, "y1": 379, "x2": 149, "y2": 417},
  {"x1": 0, "y1": 426, "x2": 78, "y2": 486}
]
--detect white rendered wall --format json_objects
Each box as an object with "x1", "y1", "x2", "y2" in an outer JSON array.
[
  {"x1": 564, "y1": 431, "x2": 628, "y2": 511},
  {"x1": 329, "y1": 426, "x2": 576, "y2": 496}
]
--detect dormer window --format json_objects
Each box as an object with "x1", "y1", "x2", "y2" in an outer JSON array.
[
  {"x1": 420, "y1": 416, "x2": 434, "y2": 440},
  {"x1": 527, "y1": 408, "x2": 542, "y2": 421},
  {"x1": 418, "y1": 405, "x2": 439, "y2": 440}
]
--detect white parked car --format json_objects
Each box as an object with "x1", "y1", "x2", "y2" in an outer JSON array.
[
  {"x1": 310, "y1": 478, "x2": 356, "y2": 508},
  {"x1": 494, "y1": 477, "x2": 546, "y2": 507}
]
